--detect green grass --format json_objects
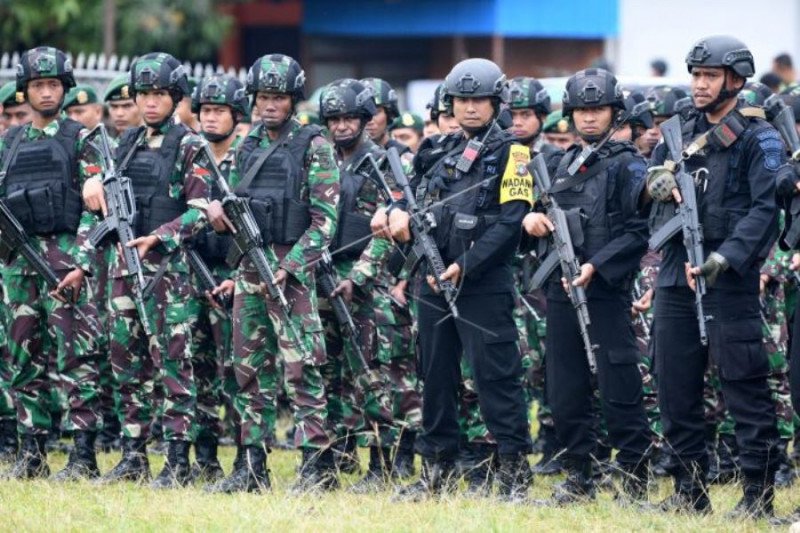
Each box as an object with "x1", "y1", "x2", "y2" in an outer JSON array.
[{"x1": 0, "y1": 446, "x2": 795, "y2": 532}]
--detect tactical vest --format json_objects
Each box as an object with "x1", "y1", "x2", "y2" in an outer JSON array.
[
  {"x1": 236, "y1": 124, "x2": 322, "y2": 245},
  {"x1": 116, "y1": 124, "x2": 190, "y2": 236},
  {"x1": 331, "y1": 141, "x2": 384, "y2": 259},
  {"x1": 193, "y1": 153, "x2": 234, "y2": 264},
  {"x1": 550, "y1": 143, "x2": 635, "y2": 261},
  {"x1": 423, "y1": 124, "x2": 513, "y2": 263},
  {"x1": 1, "y1": 119, "x2": 83, "y2": 236}
]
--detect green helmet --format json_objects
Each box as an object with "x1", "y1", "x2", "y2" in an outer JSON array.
[
  {"x1": 319, "y1": 78, "x2": 377, "y2": 121},
  {"x1": 360, "y1": 78, "x2": 400, "y2": 119},
  {"x1": 542, "y1": 109, "x2": 571, "y2": 134},
  {"x1": 104, "y1": 74, "x2": 133, "y2": 102},
  {"x1": 646, "y1": 85, "x2": 688, "y2": 117},
  {"x1": 16, "y1": 46, "x2": 75, "y2": 92},
  {"x1": 129, "y1": 52, "x2": 190, "y2": 100},
  {"x1": 0, "y1": 81, "x2": 24, "y2": 107},
  {"x1": 508, "y1": 76, "x2": 551, "y2": 116},
  {"x1": 740, "y1": 82, "x2": 773, "y2": 107},
  {"x1": 246, "y1": 54, "x2": 305, "y2": 101},
  {"x1": 191, "y1": 74, "x2": 250, "y2": 117},
  {"x1": 63, "y1": 85, "x2": 99, "y2": 110},
  {"x1": 390, "y1": 112, "x2": 424, "y2": 134}
]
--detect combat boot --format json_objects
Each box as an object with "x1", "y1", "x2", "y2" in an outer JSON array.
[
  {"x1": 204, "y1": 445, "x2": 271, "y2": 494},
  {"x1": 190, "y1": 433, "x2": 224, "y2": 483},
  {"x1": 0, "y1": 419, "x2": 18, "y2": 463},
  {"x1": 615, "y1": 460, "x2": 649, "y2": 507},
  {"x1": 392, "y1": 457, "x2": 458, "y2": 502},
  {"x1": 393, "y1": 430, "x2": 416, "y2": 479},
  {"x1": 533, "y1": 458, "x2": 595, "y2": 506},
  {"x1": 726, "y1": 471, "x2": 776, "y2": 520},
  {"x1": 96, "y1": 414, "x2": 121, "y2": 453},
  {"x1": 54, "y1": 430, "x2": 100, "y2": 481},
  {"x1": 658, "y1": 465, "x2": 711, "y2": 515},
  {"x1": 349, "y1": 446, "x2": 394, "y2": 494},
  {"x1": 461, "y1": 444, "x2": 497, "y2": 498},
  {"x1": 531, "y1": 425, "x2": 565, "y2": 476},
  {"x1": 289, "y1": 447, "x2": 340, "y2": 494},
  {"x1": 775, "y1": 440, "x2": 796, "y2": 488},
  {"x1": 709, "y1": 433, "x2": 740, "y2": 484},
  {"x1": 5, "y1": 434, "x2": 49, "y2": 479},
  {"x1": 97, "y1": 437, "x2": 150, "y2": 484},
  {"x1": 151, "y1": 440, "x2": 192, "y2": 489},
  {"x1": 496, "y1": 453, "x2": 532, "y2": 503},
  {"x1": 332, "y1": 434, "x2": 361, "y2": 475},
  {"x1": 650, "y1": 444, "x2": 671, "y2": 478}
]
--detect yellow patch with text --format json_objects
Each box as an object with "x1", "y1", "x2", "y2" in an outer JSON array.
[{"x1": 499, "y1": 144, "x2": 533, "y2": 205}]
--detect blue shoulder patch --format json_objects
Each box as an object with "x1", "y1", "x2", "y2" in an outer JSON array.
[{"x1": 756, "y1": 129, "x2": 785, "y2": 171}]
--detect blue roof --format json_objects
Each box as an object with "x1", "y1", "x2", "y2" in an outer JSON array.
[{"x1": 303, "y1": 0, "x2": 618, "y2": 39}]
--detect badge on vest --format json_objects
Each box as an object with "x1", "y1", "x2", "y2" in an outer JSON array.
[{"x1": 499, "y1": 144, "x2": 533, "y2": 205}]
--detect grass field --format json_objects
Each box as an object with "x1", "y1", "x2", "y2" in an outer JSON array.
[{"x1": 0, "y1": 445, "x2": 797, "y2": 532}]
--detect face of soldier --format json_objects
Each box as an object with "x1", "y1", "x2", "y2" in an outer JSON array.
[
  {"x1": 610, "y1": 123, "x2": 632, "y2": 142},
  {"x1": 66, "y1": 103, "x2": 103, "y2": 130},
  {"x1": 136, "y1": 89, "x2": 175, "y2": 128},
  {"x1": 437, "y1": 114, "x2": 461, "y2": 135},
  {"x1": 255, "y1": 92, "x2": 293, "y2": 130},
  {"x1": 365, "y1": 107, "x2": 389, "y2": 143},
  {"x1": 691, "y1": 67, "x2": 744, "y2": 110},
  {"x1": 326, "y1": 115, "x2": 362, "y2": 148},
  {"x1": 26, "y1": 78, "x2": 64, "y2": 118},
  {"x1": 176, "y1": 96, "x2": 197, "y2": 127},
  {"x1": 545, "y1": 132, "x2": 577, "y2": 150},
  {"x1": 637, "y1": 125, "x2": 661, "y2": 156},
  {"x1": 423, "y1": 120, "x2": 439, "y2": 139},
  {"x1": 391, "y1": 127, "x2": 422, "y2": 153},
  {"x1": 108, "y1": 99, "x2": 142, "y2": 132},
  {"x1": 199, "y1": 103, "x2": 235, "y2": 136},
  {"x1": 572, "y1": 106, "x2": 613, "y2": 139},
  {"x1": 510, "y1": 108, "x2": 542, "y2": 142},
  {"x1": 452, "y1": 96, "x2": 494, "y2": 132}
]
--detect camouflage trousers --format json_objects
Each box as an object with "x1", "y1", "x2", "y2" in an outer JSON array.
[
  {"x1": 385, "y1": 280, "x2": 422, "y2": 435},
  {"x1": 93, "y1": 245, "x2": 117, "y2": 432},
  {"x1": 232, "y1": 268, "x2": 330, "y2": 449},
  {"x1": 0, "y1": 285, "x2": 15, "y2": 422},
  {"x1": 320, "y1": 285, "x2": 396, "y2": 447},
  {"x1": 108, "y1": 270, "x2": 197, "y2": 441},
  {"x1": 3, "y1": 271, "x2": 101, "y2": 434},
  {"x1": 633, "y1": 312, "x2": 662, "y2": 436},
  {"x1": 514, "y1": 288, "x2": 552, "y2": 430}
]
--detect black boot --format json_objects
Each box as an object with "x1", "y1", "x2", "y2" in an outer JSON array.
[
  {"x1": 496, "y1": 453, "x2": 532, "y2": 503},
  {"x1": 727, "y1": 470, "x2": 776, "y2": 520},
  {"x1": 0, "y1": 419, "x2": 18, "y2": 463},
  {"x1": 709, "y1": 433, "x2": 739, "y2": 485},
  {"x1": 392, "y1": 457, "x2": 457, "y2": 502},
  {"x1": 5, "y1": 434, "x2": 49, "y2": 479},
  {"x1": 658, "y1": 464, "x2": 711, "y2": 515},
  {"x1": 96, "y1": 437, "x2": 150, "y2": 484},
  {"x1": 534, "y1": 458, "x2": 595, "y2": 506},
  {"x1": 204, "y1": 445, "x2": 271, "y2": 494},
  {"x1": 289, "y1": 447, "x2": 340, "y2": 494},
  {"x1": 531, "y1": 425, "x2": 564, "y2": 476},
  {"x1": 774, "y1": 440, "x2": 796, "y2": 488},
  {"x1": 461, "y1": 444, "x2": 497, "y2": 498},
  {"x1": 191, "y1": 434, "x2": 224, "y2": 483},
  {"x1": 332, "y1": 435, "x2": 361, "y2": 475},
  {"x1": 54, "y1": 431, "x2": 100, "y2": 481},
  {"x1": 96, "y1": 415, "x2": 121, "y2": 453},
  {"x1": 349, "y1": 447, "x2": 394, "y2": 494},
  {"x1": 615, "y1": 459, "x2": 649, "y2": 506},
  {"x1": 393, "y1": 430, "x2": 416, "y2": 479},
  {"x1": 650, "y1": 444, "x2": 672, "y2": 478},
  {"x1": 151, "y1": 440, "x2": 193, "y2": 489}
]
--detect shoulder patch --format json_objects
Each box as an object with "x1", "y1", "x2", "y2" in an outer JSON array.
[
  {"x1": 500, "y1": 144, "x2": 533, "y2": 205},
  {"x1": 756, "y1": 129, "x2": 785, "y2": 171}
]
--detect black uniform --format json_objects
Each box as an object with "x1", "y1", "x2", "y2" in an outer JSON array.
[
  {"x1": 412, "y1": 122, "x2": 532, "y2": 461},
  {"x1": 542, "y1": 141, "x2": 652, "y2": 469},
  {"x1": 649, "y1": 105, "x2": 782, "y2": 481}
]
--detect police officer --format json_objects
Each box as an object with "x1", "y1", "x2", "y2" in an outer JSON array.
[
  {"x1": 522, "y1": 68, "x2": 653, "y2": 505},
  {"x1": 645, "y1": 35, "x2": 782, "y2": 518},
  {"x1": 390, "y1": 58, "x2": 533, "y2": 502}
]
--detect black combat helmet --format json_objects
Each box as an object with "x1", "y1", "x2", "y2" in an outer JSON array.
[
  {"x1": 443, "y1": 58, "x2": 508, "y2": 112},
  {"x1": 16, "y1": 46, "x2": 75, "y2": 93},
  {"x1": 685, "y1": 35, "x2": 755, "y2": 78},
  {"x1": 318, "y1": 78, "x2": 377, "y2": 121},
  {"x1": 561, "y1": 68, "x2": 624, "y2": 118}
]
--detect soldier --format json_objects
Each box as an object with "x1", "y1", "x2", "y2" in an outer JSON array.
[
  {"x1": 62, "y1": 85, "x2": 104, "y2": 131},
  {"x1": 104, "y1": 74, "x2": 142, "y2": 137},
  {"x1": 175, "y1": 77, "x2": 200, "y2": 131},
  {"x1": 542, "y1": 109, "x2": 577, "y2": 151},
  {"x1": 643, "y1": 85, "x2": 688, "y2": 156},
  {"x1": 204, "y1": 53, "x2": 340, "y2": 494},
  {"x1": 508, "y1": 76, "x2": 559, "y2": 159},
  {"x1": 361, "y1": 78, "x2": 411, "y2": 156},
  {"x1": 0, "y1": 46, "x2": 105, "y2": 480},
  {"x1": 389, "y1": 112, "x2": 424, "y2": 154},
  {"x1": 83, "y1": 52, "x2": 212, "y2": 489},
  {"x1": 389, "y1": 58, "x2": 533, "y2": 502},
  {"x1": 523, "y1": 68, "x2": 653, "y2": 505},
  {"x1": 0, "y1": 81, "x2": 33, "y2": 129},
  {"x1": 645, "y1": 35, "x2": 783, "y2": 518},
  {"x1": 428, "y1": 83, "x2": 461, "y2": 136}
]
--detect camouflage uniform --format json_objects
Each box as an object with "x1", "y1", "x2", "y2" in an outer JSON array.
[{"x1": 633, "y1": 250, "x2": 662, "y2": 436}]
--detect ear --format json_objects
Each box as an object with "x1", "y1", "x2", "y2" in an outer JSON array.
[{"x1": 729, "y1": 73, "x2": 745, "y2": 91}]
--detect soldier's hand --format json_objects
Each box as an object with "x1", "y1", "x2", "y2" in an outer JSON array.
[
  {"x1": 273, "y1": 268, "x2": 289, "y2": 292},
  {"x1": 522, "y1": 212, "x2": 553, "y2": 237},
  {"x1": 759, "y1": 273, "x2": 770, "y2": 296},
  {"x1": 209, "y1": 278, "x2": 235, "y2": 310},
  {"x1": 565, "y1": 263, "x2": 595, "y2": 290},
  {"x1": 791, "y1": 253, "x2": 800, "y2": 271},
  {"x1": 207, "y1": 200, "x2": 235, "y2": 234},
  {"x1": 390, "y1": 281, "x2": 408, "y2": 307},
  {"x1": 632, "y1": 287, "x2": 653, "y2": 314},
  {"x1": 126, "y1": 234, "x2": 161, "y2": 259},
  {"x1": 389, "y1": 209, "x2": 411, "y2": 243},
  {"x1": 51, "y1": 267, "x2": 85, "y2": 303},
  {"x1": 428, "y1": 263, "x2": 461, "y2": 291},
  {"x1": 331, "y1": 278, "x2": 354, "y2": 303},
  {"x1": 646, "y1": 166, "x2": 681, "y2": 203},
  {"x1": 371, "y1": 207, "x2": 391, "y2": 240},
  {"x1": 82, "y1": 177, "x2": 108, "y2": 216}
]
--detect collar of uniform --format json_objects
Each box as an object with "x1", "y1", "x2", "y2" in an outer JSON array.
[
  {"x1": 220, "y1": 134, "x2": 243, "y2": 165},
  {"x1": 147, "y1": 120, "x2": 174, "y2": 139},
  {"x1": 250, "y1": 118, "x2": 301, "y2": 147},
  {"x1": 26, "y1": 117, "x2": 62, "y2": 140}
]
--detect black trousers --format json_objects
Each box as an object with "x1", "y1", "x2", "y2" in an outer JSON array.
[
  {"x1": 655, "y1": 286, "x2": 779, "y2": 477},
  {"x1": 415, "y1": 289, "x2": 531, "y2": 460},
  {"x1": 546, "y1": 293, "x2": 652, "y2": 467}
]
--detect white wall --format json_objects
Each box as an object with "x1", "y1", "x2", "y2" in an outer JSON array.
[{"x1": 616, "y1": 0, "x2": 800, "y2": 82}]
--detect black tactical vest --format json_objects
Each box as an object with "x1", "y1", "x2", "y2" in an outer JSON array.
[
  {"x1": 1, "y1": 119, "x2": 83, "y2": 236},
  {"x1": 116, "y1": 124, "x2": 190, "y2": 236},
  {"x1": 192, "y1": 150, "x2": 235, "y2": 264},
  {"x1": 236, "y1": 124, "x2": 322, "y2": 245}
]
